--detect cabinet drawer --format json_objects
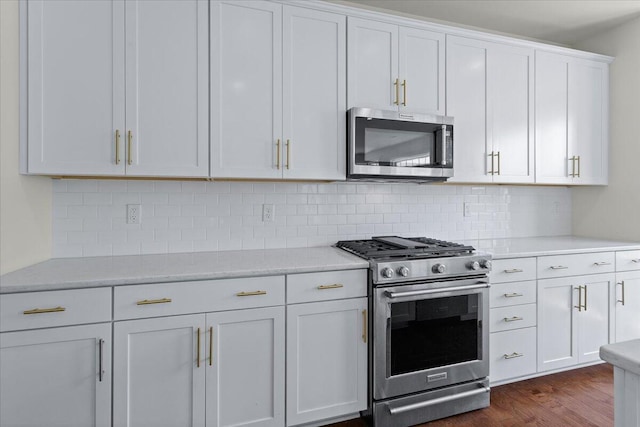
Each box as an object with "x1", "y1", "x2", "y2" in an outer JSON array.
[
  {"x1": 287, "y1": 269, "x2": 367, "y2": 304},
  {"x1": 490, "y1": 258, "x2": 536, "y2": 283},
  {"x1": 490, "y1": 281, "x2": 536, "y2": 308},
  {"x1": 490, "y1": 327, "x2": 537, "y2": 383},
  {"x1": 490, "y1": 303, "x2": 536, "y2": 333},
  {"x1": 537, "y1": 252, "x2": 614, "y2": 278},
  {"x1": 114, "y1": 276, "x2": 285, "y2": 320},
  {"x1": 616, "y1": 250, "x2": 640, "y2": 272},
  {"x1": 0, "y1": 288, "x2": 112, "y2": 332}
]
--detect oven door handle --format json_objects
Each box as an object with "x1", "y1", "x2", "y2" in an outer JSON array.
[
  {"x1": 388, "y1": 385, "x2": 491, "y2": 415},
  {"x1": 385, "y1": 283, "x2": 489, "y2": 299}
]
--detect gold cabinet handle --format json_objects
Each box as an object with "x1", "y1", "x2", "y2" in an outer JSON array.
[
  {"x1": 576, "y1": 155, "x2": 581, "y2": 177},
  {"x1": 127, "y1": 130, "x2": 133, "y2": 165},
  {"x1": 362, "y1": 309, "x2": 367, "y2": 343},
  {"x1": 209, "y1": 327, "x2": 213, "y2": 366},
  {"x1": 503, "y1": 292, "x2": 523, "y2": 298},
  {"x1": 574, "y1": 286, "x2": 583, "y2": 312},
  {"x1": 236, "y1": 290, "x2": 267, "y2": 297},
  {"x1": 286, "y1": 139, "x2": 290, "y2": 170},
  {"x1": 550, "y1": 265, "x2": 569, "y2": 270},
  {"x1": 618, "y1": 281, "x2": 626, "y2": 305},
  {"x1": 496, "y1": 151, "x2": 501, "y2": 175},
  {"x1": 402, "y1": 79, "x2": 407, "y2": 106},
  {"x1": 276, "y1": 139, "x2": 281, "y2": 170},
  {"x1": 115, "y1": 130, "x2": 121, "y2": 165},
  {"x1": 136, "y1": 298, "x2": 172, "y2": 306},
  {"x1": 594, "y1": 262, "x2": 612, "y2": 266},
  {"x1": 98, "y1": 338, "x2": 104, "y2": 382},
  {"x1": 394, "y1": 78, "x2": 400, "y2": 105},
  {"x1": 504, "y1": 269, "x2": 523, "y2": 274},
  {"x1": 569, "y1": 156, "x2": 576, "y2": 177},
  {"x1": 488, "y1": 152, "x2": 495, "y2": 175},
  {"x1": 503, "y1": 352, "x2": 524, "y2": 359},
  {"x1": 196, "y1": 327, "x2": 201, "y2": 368},
  {"x1": 23, "y1": 306, "x2": 66, "y2": 315},
  {"x1": 317, "y1": 284, "x2": 344, "y2": 290},
  {"x1": 503, "y1": 316, "x2": 523, "y2": 322},
  {"x1": 584, "y1": 284, "x2": 587, "y2": 311}
]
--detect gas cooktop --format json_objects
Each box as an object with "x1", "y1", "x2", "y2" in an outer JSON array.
[{"x1": 335, "y1": 236, "x2": 475, "y2": 260}]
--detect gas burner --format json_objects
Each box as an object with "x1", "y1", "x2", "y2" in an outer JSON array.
[{"x1": 336, "y1": 236, "x2": 475, "y2": 260}]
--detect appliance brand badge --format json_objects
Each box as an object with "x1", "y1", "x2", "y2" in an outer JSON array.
[{"x1": 427, "y1": 372, "x2": 448, "y2": 382}]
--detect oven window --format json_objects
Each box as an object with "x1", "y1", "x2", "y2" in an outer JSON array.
[{"x1": 389, "y1": 294, "x2": 480, "y2": 376}]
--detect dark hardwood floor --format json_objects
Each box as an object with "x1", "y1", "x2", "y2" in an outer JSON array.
[{"x1": 327, "y1": 364, "x2": 614, "y2": 427}]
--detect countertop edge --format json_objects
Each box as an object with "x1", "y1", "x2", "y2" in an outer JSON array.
[{"x1": 600, "y1": 340, "x2": 640, "y2": 376}]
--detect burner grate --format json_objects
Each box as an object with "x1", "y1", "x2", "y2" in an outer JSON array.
[{"x1": 335, "y1": 236, "x2": 475, "y2": 260}]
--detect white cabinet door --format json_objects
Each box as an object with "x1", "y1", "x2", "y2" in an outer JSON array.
[
  {"x1": 0, "y1": 323, "x2": 111, "y2": 427},
  {"x1": 535, "y1": 51, "x2": 609, "y2": 185},
  {"x1": 125, "y1": 0, "x2": 209, "y2": 177},
  {"x1": 489, "y1": 44, "x2": 534, "y2": 184},
  {"x1": 282, "y1": 6, "x2": 346, "y2": 180},
  {"x1": 347, "y1": 17, "x2": 398, "y2": 110},
  {"x1": 398, "y1": 27, "x2": 445, "y2": 115},
  {"x1": 446, "y1": 36, "x2": 491, "y2": 183},
  {"x1": 538, "y1": 278, "x2": 578, "y2": 372},
  {"x1": 211, "y1": 1, "x2": 283, "y2": 179},
  {"x1": 577, "y1": 278, "x2": 611, "y2": 363},
  {"x1": 614, "y1": 272, "x2": 640, "y2": 342},
  {"x1": 206, "y1": 306, "x2": 285, "y2": 427},
  {"x1": 568, "y1": 58, "x2": 609, "y2": 185},
  {"x1": 286, "y1": 298, "x2": 368, "y2": 426},
  {"x1": 538, "y1": 274, "x2": 613, "y2": 372},
  {"x1": 27, "y1": 0, "x2": 125, "y2": 175},
  {"x1": 447, "y1": 36, "x2": 533, "y2": 184},
  {"x1": 113, "y1": 315, "x2": 206, "y2": 427}
]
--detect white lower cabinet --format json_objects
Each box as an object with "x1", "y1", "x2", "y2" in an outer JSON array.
[
  {"x1": 613, "y1": 271, "x2": 640, "y2": 343},
  {"x1": 490, "y1": 327, "x2": 537, "y2": 383},
  {"x1": 0, "y1": 323, "x2": 112, "y2": 427},
  {"x1": 286, "y1": 298, "x2": 368, "y2": 426},
  {"x1": 113, "y1": 307, "x2": 285, "y2": 427},
  {"x1": 538, "y1": 274, "x2": 613, "y2": 372}
]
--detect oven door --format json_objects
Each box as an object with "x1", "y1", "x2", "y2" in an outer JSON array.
[{"x1": 373, "y1": 277, "x2": 489, "y2": 400}]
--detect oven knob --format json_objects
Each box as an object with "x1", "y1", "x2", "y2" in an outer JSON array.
[
  {"x1": 381, "y1": 268, "x2": 394, "y2": 279},
  {"x1": 397, "y1": 266, "x2": 410, "y2": 277},
  {"x1": 432, "y1": 263, "x2": 446, "y2": 274},
  {"x1": 467, "y1": 261, "x2": 480, "y2": 271},
  {"x1": 480, "y1": 259, "x2": 492, "y2": 270}
]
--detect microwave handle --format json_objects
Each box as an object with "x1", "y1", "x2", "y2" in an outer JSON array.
[{"x1": 439, "y1": 125, "x2": 447, "y2": 166}]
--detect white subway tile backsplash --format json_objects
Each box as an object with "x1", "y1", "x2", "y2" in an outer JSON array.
[{"x1": 51, "y1": 180, "x2": 573, "y2": 258}]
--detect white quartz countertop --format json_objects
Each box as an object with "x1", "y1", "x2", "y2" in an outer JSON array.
[
  {"x1": 471, "y1": 236, "x2": 640, "y2": 259},
  {"x1": 0, "y1": 247, "x2": 368, "y2": 293},
  {"x1": 600, "y1": 340, "x2": 640, "y2": 376},
  {"x1": 3, "y1": 235, "x2": 640, "y2": 294}
]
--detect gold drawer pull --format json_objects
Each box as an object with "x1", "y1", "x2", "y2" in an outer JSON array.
[
  {"x1": 196, "y1": 327, "x2": 201, "y2": 368},
  {"x1": 503, "y1": 352, "x2": 524, "y2": 359},
  {"x1": 362, "y1": 309, "x2": 367, "y2": 343},
  {"x1": 550, "y1": 265, "x2": 569, "y2": 270},
  {"x1": 136, "y1": 298, "x2": 172, "y2": 306},
  {"x1": 504, "y1": 269, "x2": 523, "y2": 274},
  {"x1": 594, "y1": 262, "x2": 612, "y2": 266},
  {"x1": 23, "y1": 306, "x2": 66, "y2": 315},
  {"x1": 504, "y1": 293, "x2": 523, "y2": 298},
  {"x1": 503, "y1": 316, "x2": 523, "y2": 322},
  {"x1": 317, "y1": 284, "x2": 344, "y2": 290},
  {"x1": 236, "y1": 291, "x2": 267, "y2": 297}
]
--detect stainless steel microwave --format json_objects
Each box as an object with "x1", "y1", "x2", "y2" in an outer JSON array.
[{"x1": 347, "y1": 107, "x2": 454, "y2": 182}]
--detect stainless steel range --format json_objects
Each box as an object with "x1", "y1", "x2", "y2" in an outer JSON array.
[{"x1": 336, "y1": 236, "x2": 492, "y2": 427}]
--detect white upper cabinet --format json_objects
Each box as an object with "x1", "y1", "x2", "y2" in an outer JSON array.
[
  {"x1": 211, "y1": 2, "x2": 346, "y2": 180},
  {"x1": 446, "y1": 36, "x2": 533, "y2": 184},
  {"x1": 347, "y1": 17, "x2": 445, "y2": 115},
  {"x1": 26, "y1": 0, "x2": 125, "y2": 175},
  {"x1": 26, "y1": 0, "x2": 208, "y2": 177},
  {"x1": 535, "y1": 51, "x2": 609, "y2": 185}
]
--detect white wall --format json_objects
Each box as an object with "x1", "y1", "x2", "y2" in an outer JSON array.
[
  {"x1": 571, "y1": 16, "x2": 640, "y2": 241},
  {"x1": 0, "y1": 0, "x2": 51, "y2": 275},
  {"x1": 51, "y1": 180, "x2": 572, "y2": 257}
]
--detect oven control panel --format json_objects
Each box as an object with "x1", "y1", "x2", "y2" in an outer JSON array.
[{"x1": 373, "y1": 254, "x2": 492, "y2": 284}]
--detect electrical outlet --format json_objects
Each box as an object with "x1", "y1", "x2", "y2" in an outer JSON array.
[
  {"x1": 127, "y1": 204, "x2": 141, "y2": 224},
  {"x1": 262, "y1": 204, "x2": 275, "y2": 222}
]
